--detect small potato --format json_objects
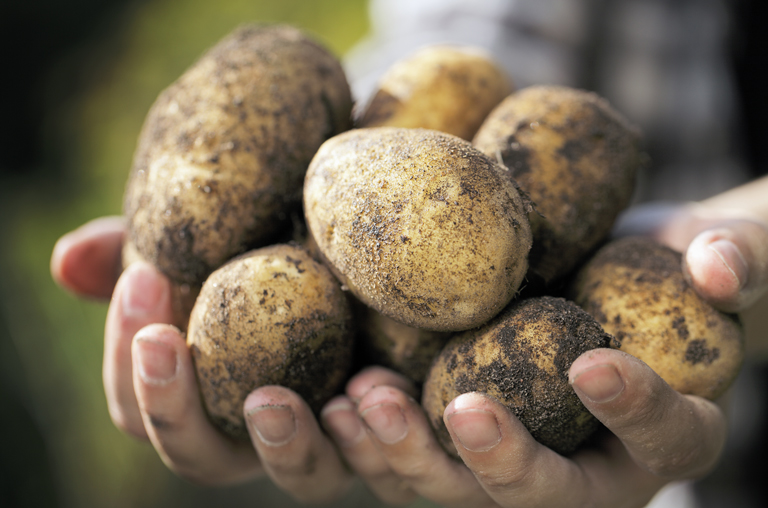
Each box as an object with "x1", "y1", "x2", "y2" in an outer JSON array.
[
  {"x1": 356, "y1": 45, "x2": 513, "y2": 140},
  {"x1": 569, "y1": 236, "x2": 744, "y2": 400},
  {"x1": 357, "y1": 304, "x2": 453, "y2": 385},
  {"x1": 422, "y1": 296, "x2": 612, "y2": 456},
  {"x1": 473, "y1": 85, "x2": 641, "y2": 284},
  {"x1": 187, "y1": 244, "x2": 354, "y2": 440},
  {"x1": 124, "y1": 24, "x2": 352, "y2": 287},
  {"x1": 304, "y1": 127, "x2": 533, "y2": 332}
]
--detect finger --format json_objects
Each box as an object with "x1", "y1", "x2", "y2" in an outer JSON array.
[
  {"x1": 321, "y1": 366, "x2": 421, "y2": 505},
  {"x1": 104, "y1": 262, "x2": 173, "y2": 438},
  {"x1": 357, "y1": 386, "x2": 494, "y2": 508},
  {"x1": 51, "y1": 216, "x2": 125, "y2": 299},
  {"x1": 345, "y1": 365, "x2": 420, "y2": 401},
  {"x1": 321, "y1": 395, "x2": 418, "y2": 505},
  {"x1": 569, "y1": 348, "x2": 727, "y2": 479},
  {"x1": 132, "y1": 324, "x2": 262, "y2": 485},
  {"x1": 244, "y1": 387, "x2": 352, "y2": 504},
  {"x1": 683, "y1": 221, "x2": 768, "y2": 313}
]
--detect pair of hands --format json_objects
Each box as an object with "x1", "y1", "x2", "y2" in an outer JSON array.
[{"x1": 51, "y1": 201, "x2": 768, "y2": 508}]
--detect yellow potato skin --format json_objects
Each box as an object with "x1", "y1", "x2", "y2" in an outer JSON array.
[
  {"x1": 187, "y1": 244, "x2": 354, "y2": 440},
  {"x1": 124, "y1": 24, "x2": 352, "y2": 287},
  {"x1": 422, "y1": 296, "x2": 612, "y2": 456},
  {"x1": 473, "y1": 85, "x2": 640, "y2": 284},
  {"x1": 357, "y1": 45, "x2": 513, "y2": 140},
  {"x1": 304, "y1": 127, "x2": 533, "y2": 332},
  {"x1": 570, "y1": 236, "x2": 744, "y2": 400}
]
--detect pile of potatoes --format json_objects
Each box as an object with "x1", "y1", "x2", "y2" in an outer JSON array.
[{"x1": 122, "y1": 24, "x2": 744, "y2": 450}]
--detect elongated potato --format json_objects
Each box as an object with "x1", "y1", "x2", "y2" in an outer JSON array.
[
  {"x1": 422, "y1": 296, "x2": 612, "y2": 456},
  {"x1": 304, "y1": 127, "x2": 533, "y2": 332},
  {"x1": 570, "y1": 236, "x2": 744, "y2": 400},
  {"x1": 187, "y1": 244, "x2": 354, "y2": 439},
  {"x1": 473, "y1": 86, "x2": 641, "y2": 284},
  {"x1": 124, "y1": 24, "x2": 352, "y2": 287},
  {"x1": 356, "y1": 45, "x2": 513, "y2": 140}
]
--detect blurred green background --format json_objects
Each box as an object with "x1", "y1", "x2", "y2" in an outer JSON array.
[{"x1": 0, "y1": 1, "x2": 431, "y2": 506}]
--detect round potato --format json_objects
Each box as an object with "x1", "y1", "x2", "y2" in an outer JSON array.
[
  {"x1": 124, "y1": 24, "x2": 353, "y2": 287},
  {"x1": 356, "y1": 45, "x2": 513, "y2": 140},
  {"x1": 357, "y1": 304, "x2": 453, "y2": 385},
  {"x1": 303, "y1": 127, "x2": 533, "y2": 332},
  {"x1": 187, "y1": 243, "x2": 355, "y2": 440},
  {"x1": 569, "y1": 236, "x2": 744, "y2": 400},
  {"x1": 422, "y1": 296, "x2": 612, "y2": 456},
  {"x1": 473, "y1": 85, "x2": 641, "y2": 284}
]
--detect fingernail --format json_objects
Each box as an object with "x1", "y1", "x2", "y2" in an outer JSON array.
[
  {"x1": 360, "y1": 402, "x2": 408, "y2": 444},
  {"x1": 123, "y1": 264, "x2": 166, "y2": 317},
  {"x1": 708, "y1": 239, "x2": 747, "y2": 289},
  {"x1": 446, "y1": 408, "x2": 501, "y2": 452},
  {"x1": 247, "y1": 405, "x2": 297, "y2": 447},
  {"x1": 321, "y1": 398, "x2": 366, "y2": 447},
  {"x1": 134, "y1": 337, "x2": 178, "y2": 385},
  {"x1": 571, "y1": 363, "x2": 624, "y2": 403}
]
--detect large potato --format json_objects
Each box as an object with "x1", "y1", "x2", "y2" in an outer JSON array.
[
  {"x1": 124, "y1": 24, "x2": 352, "y2": 287},
  {"x1": 187, "y1": 244, "x2": 355, "y2": 440},
  {"x1": 570, "y1": 236, "x2": 744, "y2": 400},
  {"x1": 356, "y1": 45, "x2": 513, "y2": 140},
  {"x1": 422, "y1": 296, "x2": 613, "y2": 456},
  {"x1": 473, "y1": 86, "x2": 641, "y2": 284},
  {"x1": 304, "y1": 127, "x2": 533, "y2": 332}
]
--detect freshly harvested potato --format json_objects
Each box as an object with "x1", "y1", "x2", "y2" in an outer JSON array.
[
  {"x1": 187, "y1": 243, "x2": 354, "y2": 440},
  {"x1": 304, "y1": 127, "x2": 533, "y2": 332},
  {"x1": 473, "y1": 85, "x2": 641, "y2": 284},
  {"x1": 356, "y1": 45, "x2": 513, "y2": 140},
  {"x1": 124, "y1": 24, "x2": 352, "y2": 287},
  {"x1": 569, "y1": 236, "x2": 744, "y2": 400},
  {"x1": 357, "y1": 304, "x2": 453, "y2": 384},
  {"x1": 422, "y1": 296, "x2": 613, "y2": 456}
]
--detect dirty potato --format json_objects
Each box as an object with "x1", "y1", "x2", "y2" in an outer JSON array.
[
  {"x1": 473, "y1": 85, "x2": 641, "y2": 284},
  {"x1": 422, "y1": 296, "x2": 612, "y2": 456},
  {"x1": 357, "y1": 304, "x2": 453, "y2": 384},
  {"x1": 124, "y1": 24, "x2": 353, "y2": 287},
  {"x1": 356, "y1": 45, "x2": 512, "y2": 140},
  {"x1": 570, "y1": 236, "x2": 744, "y2": 400},
  {"x1": 304, "y1": 127, "x2": 533, "y2": 332},
  {"x1": 187, "y1": 244, "x2": 354, "y2": 440}
]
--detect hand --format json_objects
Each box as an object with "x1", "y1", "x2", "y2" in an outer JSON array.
[
  {"x1": 322, "y1": 356, "x2": 724, "y2": 508},
  {"x1": 51, "y1": 218, "x2": 353, "y2": 502}
]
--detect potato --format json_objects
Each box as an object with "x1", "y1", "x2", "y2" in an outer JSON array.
[
  {"x1": 356, "y1": 45, "x2": 513, "y2": 140},
  {"x1": 473, "y1": 85, "x2": 641, "y2": 284},
  {"x1": 304, "y1": 127, "x2": 533, "y2": 332},
  {"x1": 124, "y1": 24, "x2": 353, "y2": 287},
  {"x1": 187, "y1": 243, "x2": 354, "y2": 439},
  {"x1": 422, "y1": 296, "x2": 613, "y2": 456},
  {"x1": 357, "y1": 304, "x2": 453, "y2": 384},
  {"x1": 569, "y1": 236, "x2": 744, "y2": 400}
]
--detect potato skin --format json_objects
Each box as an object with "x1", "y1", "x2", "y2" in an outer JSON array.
[
  {"x1": 357, "y1": 45, "x2": 512, "y2": 140},
  {"x1": 357, "y1": 304, "x2": 453, "y2": 385},
  {"x1": 473, "y1": 86, "x2": 640, "y2": 284},
  {"x1": 422, "y1": 296, "x2": 612, "y2": 456},
  {"x1": 570, "y1": 236, "x2": 744, "y2": 400},
  {"x1": 124, "y1": 24, "x2": 352, "y2": 287},
  {"x1": 304, "y1": 127, "x2": 533, "y2": 332},
  {"x1": 187, "y1": 244, "x2": 354, "y2": 440}
]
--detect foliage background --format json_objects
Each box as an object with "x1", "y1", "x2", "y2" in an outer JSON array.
[{"x1": 0, "y1": 1, "x2": 432, "y2": 506}]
